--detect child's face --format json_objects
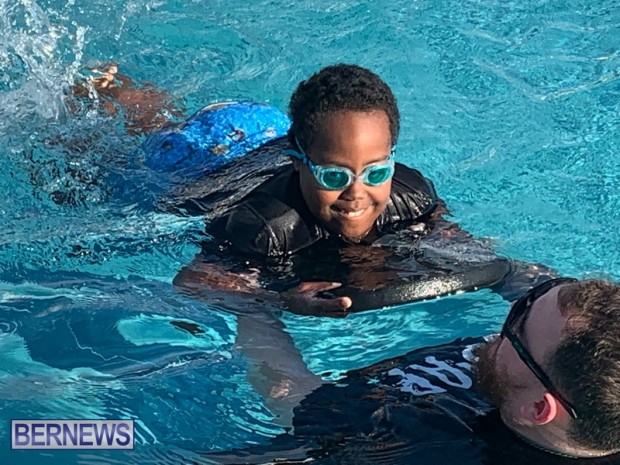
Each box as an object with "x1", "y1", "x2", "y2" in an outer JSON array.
[{"x1": 295, "y1": 110, "x2": 393, "y2": 242}]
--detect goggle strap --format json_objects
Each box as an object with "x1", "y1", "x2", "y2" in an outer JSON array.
[{"x1": 283, "y1": 148, "x2": 307, "y2": 162}]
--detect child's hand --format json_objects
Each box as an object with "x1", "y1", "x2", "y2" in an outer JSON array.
[{"x1": 280, "y1": 282, "x2": 352, "y2": 317}]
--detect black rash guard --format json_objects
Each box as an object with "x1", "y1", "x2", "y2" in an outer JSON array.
[
  {"x1": 207, "y1": 162, "x2": 439, "y2": 258},
  {"x1": 170, "y1": 138, "x2": 516, "y2": 309},
  {"x1": 210, "y1": 338, "x2": 620, "y2": 465},
  {"x1": 199, "y1": 148, "x2": 511, "y2": 310}
]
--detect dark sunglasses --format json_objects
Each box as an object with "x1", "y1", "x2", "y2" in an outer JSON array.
[
  {"x1": 501, "y1": 277, "x2": 579, "y2": 419},
  {"x1": 284, "y1": 137, "x2": 395, "y2": 191}
]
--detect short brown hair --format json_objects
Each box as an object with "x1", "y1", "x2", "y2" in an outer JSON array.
[{"x1": 550, "y1": 279, "x2": 620, "y2": 450}]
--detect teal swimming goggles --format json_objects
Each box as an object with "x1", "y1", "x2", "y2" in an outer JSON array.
[{"x1": 284, "y1": 137, "x2": 395, "y2": 191}]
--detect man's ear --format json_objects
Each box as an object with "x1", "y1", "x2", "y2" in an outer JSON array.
[{"x1": 521, "y1": 392, "x2": 559, "y2": 425}]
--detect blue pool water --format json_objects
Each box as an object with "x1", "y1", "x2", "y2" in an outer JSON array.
[{"x1": 1, "y1": 0, "x2": 619, "y2": 463}]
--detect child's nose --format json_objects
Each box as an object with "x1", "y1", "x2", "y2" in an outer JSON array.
[{"x1": 339, "y1": 177, "x2": 365, "y2": 200}]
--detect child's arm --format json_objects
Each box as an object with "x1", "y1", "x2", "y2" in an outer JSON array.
[{"x1": 173, "y1": 255, "x2": 337, "y2": 426}]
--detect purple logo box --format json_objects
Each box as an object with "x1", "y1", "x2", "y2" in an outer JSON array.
[{"x1": 11, "y1": 419, "x2": 135, "y2": 450}]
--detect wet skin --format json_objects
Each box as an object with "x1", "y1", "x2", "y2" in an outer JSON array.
[
  {"x1": 476, "y1": 284, "x2": 587, "y2": 457},
  {"x1": 492, "y1": 285, "x2": 568, "y2": 419},
  {"x1": 478, "y1": 285, "x2": 568, "y2": 409},
  {"x1": 293, "y1": 110, "x2": 394, "y2": 243}
]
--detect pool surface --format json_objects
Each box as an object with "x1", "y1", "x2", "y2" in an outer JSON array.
[{"x1": 1, "y1": 0, "x2": 619, "y2": 463}]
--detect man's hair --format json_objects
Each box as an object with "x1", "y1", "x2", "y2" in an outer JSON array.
[
  {"x1": 288, "y1": 64, "x2": 400, "y2": 150},
  {"x1": 550, "y1": 279, "x2": 620, "y2": 451}
]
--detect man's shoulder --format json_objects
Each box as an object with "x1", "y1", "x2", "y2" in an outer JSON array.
[
  {"x1": 299, "y1": 337, "x2": 489, "y2": 415},
  {"x1": 350, "y1": 337, "x2": 485, "y2": 396},
  {"x1": 290, "y1": 337, "x2": 492, "y2": 461}
]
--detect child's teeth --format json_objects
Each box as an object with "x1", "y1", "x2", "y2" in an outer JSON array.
[{"x1": 345, "y1": 209, "x2": 364, "y2": 217}]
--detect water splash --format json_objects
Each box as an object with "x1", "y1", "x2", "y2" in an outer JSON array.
[{"x1": 0, "y1": 0, "x2": 87, "y2": 127}]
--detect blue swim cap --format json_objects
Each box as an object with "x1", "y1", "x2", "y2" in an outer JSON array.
[{"x1": 143, "y1": 101, "x2": 291, "y2": 178}]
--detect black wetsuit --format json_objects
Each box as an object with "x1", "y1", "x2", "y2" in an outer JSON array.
[
  {"x1": 168, "y1": 138, "x2": 541, "y2": 307},
  {"x1": 207, "y1": 160, "x2": 439, "y2": 258},
  {"x1": 211, "y1": 338, "x2": 620, "y2": 465}
]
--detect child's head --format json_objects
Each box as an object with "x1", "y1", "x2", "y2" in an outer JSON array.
[
  {"x1": 287, "y1": 64, "x2": 399, "y2": 242},
  {"x1": 288, "y1": 64, "x2": 400, "y2": 150}
]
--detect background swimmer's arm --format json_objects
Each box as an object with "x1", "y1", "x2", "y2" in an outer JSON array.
[
  {"x1": 173, "y1": 257, "x2": 323, "y2": 428},
  {"x1": 73, "y1": 63, "x2": 182, "y2": 135}
]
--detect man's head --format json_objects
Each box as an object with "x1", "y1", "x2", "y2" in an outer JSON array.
[
  {"x1": 475, "y1": 278, "x2": 620, "y2": 457},
  {"x1": 287, "y1": 64, "x2": 400, "y2": 242}
]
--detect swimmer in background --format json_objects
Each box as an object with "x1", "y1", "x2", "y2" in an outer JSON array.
[
  {"x1": 71, "y1": 63, "x2": 182, "y2": 134},
  {"x1": 207, "y1": 278, "x2": 620, "y2": 464}
]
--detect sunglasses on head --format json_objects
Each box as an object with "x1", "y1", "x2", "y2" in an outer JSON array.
[
  {"x1": 284, "y1": 137, "x2": 395, "y2": 191},
  {"x1": 501, "y1": 277, "x2": 579, "y2": 419}
]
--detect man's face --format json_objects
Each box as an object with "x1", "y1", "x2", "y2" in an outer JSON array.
[
  {"x1": 475, "y1": 284, "x2": 570, "y2": 420},
  {"x1": 295, "y1": 110, "x2": 393, "y2": 242}
]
